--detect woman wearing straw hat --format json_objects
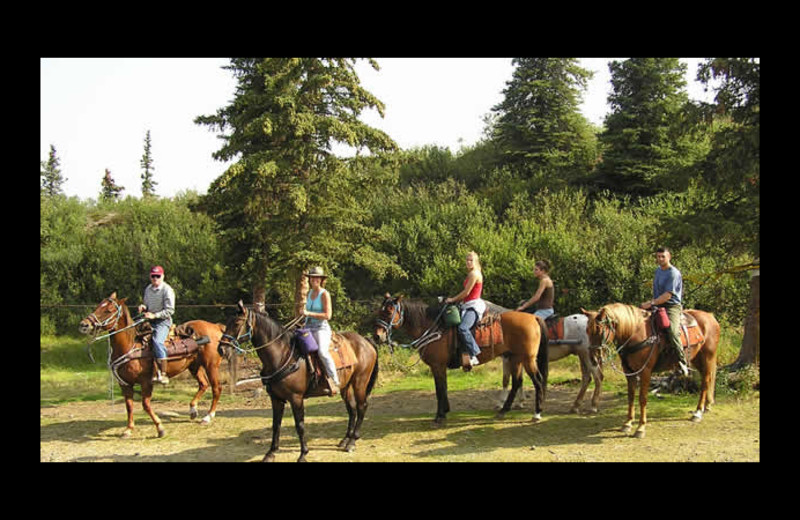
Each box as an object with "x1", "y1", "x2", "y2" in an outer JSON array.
[{"x1": 303, "y1": 267, "x2": 340, "y2": 395}]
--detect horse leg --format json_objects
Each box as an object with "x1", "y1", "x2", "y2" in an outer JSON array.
[
  {"x1": 121, "y1": 385, "x2": 136, "y2": 438},
  {"x1": 497, "y1": 359, "x2": 523, "y2": 419},
  {"x1": 264, "y1": 395, "x2": 285, "y2": 462},
  {"x1": 635, "y1": 371, "x2": 650, "y2": 439},
  {"x1": 202, "y1": 361, "x2": 222, "y2": 425},
  {"x1": 522, "y1": 356, "x2": 544, "y2": 423},
  {"x1": 497, "y1": 356, "x2": 525, "y2": 410},
  {"x1": 288, "y1": 395, "x2": 309, "y2": 462},
  {"x1": 339, "y1": 385, "x2": 357, "y2": 450},
  {"x1": 431, "y1": 364, "x2": 450, "y2": 424},
  {"x1": 189, "y1": 363, "x2": 209, "y2": 421},
  {"x1": 140, "y1": 382, "x2": 165, "y2": 438},
  {"x1": 571, "y1": 351, "x2": 592, "y2": 414},
  {"x1": 622, "y1": 375, "x2": 636, "y2": 434}
]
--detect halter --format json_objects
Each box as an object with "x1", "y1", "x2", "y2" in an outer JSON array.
[{"x1": 220, "y1": 308, "x2": 255, "y2": 354}]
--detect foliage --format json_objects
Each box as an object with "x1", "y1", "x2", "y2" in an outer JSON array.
[
  {"x1": 41, "y1": 144, "x2": 66, "y2": 197},
  {"x1": 140, "y1": 130, "x2": 157, "y2": 198}
]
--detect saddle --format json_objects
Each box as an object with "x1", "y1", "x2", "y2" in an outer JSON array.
[
  {"x1": 136, "y1": 322, "x2": 207, "y2": 359},
  {"x1": 448, "y1": 310, "x2": 504, "y2": 369},
  {"x1": 646, "y1": 311, "x2": 705, "y2": 349},
  {"x1": 302, "y1": 332, "x2": 358, "y2": 397}
]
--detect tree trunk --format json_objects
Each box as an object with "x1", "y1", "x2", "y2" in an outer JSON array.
[
  {"x1": 731, "y1": 270, "x2": 759, "y2": 368},
  {"x1": 294, "y1": 269, "x2": 309, "y2": 318}
]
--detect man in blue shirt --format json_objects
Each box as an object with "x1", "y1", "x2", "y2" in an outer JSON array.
[{"x1": 641, "y1": 247, "x2": 688, "y2": 376}]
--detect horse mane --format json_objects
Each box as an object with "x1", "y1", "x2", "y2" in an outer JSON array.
[
  {"x1": 600, "y1": 303, "x2": 646, "y2": 338},
  {"x1": 250, "y1": 309, "x2": 286, "y2": 342},
  {"x1": 401, "y1": 299, "x2": 442, "y2": 329}
]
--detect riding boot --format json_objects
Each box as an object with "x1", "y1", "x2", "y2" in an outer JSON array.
[
  {"x1": 326, "y1": 376, "x2": 340, "y2": 396},
  {"x1": 157, "y1": 359, "x2": 170, "y2": 385}
]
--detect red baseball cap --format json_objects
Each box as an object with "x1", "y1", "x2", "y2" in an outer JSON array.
[{"x1": 150, "y1": 265, "x2": 164, "y2": 276}]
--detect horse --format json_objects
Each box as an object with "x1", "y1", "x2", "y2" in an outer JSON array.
[
  {"x1": 583, "y1": 303, "x2": 720, "y2": 438},
  {"x1": 78, "y1": 292, "x2": 225, "y2": 438},
  {"x1": 374, "y1": 294, "x2": 549, "y2": 424},
  {"x1": 221, "y1": 301, "x2": 378, "y2": 462},
  {"x1": 498, "y1": 313, "x2": 604, "y2": 414}
]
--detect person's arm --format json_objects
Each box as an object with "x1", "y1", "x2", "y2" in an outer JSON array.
[
  {"x1": 641, "y1": 291, "x2": 673, "y2": 309},
  {"x1": 446, "y1": 273, "x2": 477, "y2": 304}
]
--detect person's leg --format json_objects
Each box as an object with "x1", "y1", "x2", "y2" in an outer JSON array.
[
  {"x1": 457, "y1": 309, "x2": 481, "y2": 358},
  {"x1": 313, "y1": 327, "x2": 340, "y2": 389},
  {"x1": 151, "y1": 320, "x2": 170, "y2": 383}
]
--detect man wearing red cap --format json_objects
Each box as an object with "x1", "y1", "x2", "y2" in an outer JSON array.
[{"x1": 138, "y1": 265, "x2": 176, "y2": 384}]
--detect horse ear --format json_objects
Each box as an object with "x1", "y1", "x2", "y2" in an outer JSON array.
[
  {"x1": 384, "y1": 292, "x2": 391, "y2": 299},
  {"x1": 119, "y1": 297, "x2": 128, "y2": 305},
  {"x1": 396, "y1": 294, "x2": 404, "y2": 302},
  {"x1": 110, "y1": 291, "x2": 117, "y2": 300},
  {"x1": 237, "y1": 300, "x2": 246, "y2": 314}
]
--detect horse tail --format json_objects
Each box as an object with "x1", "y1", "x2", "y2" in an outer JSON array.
[
  {"x1": 365, "y1": 337, "x2": 380, "y2": 397},
  {"x1": 535, "y1": 316, "x2": 549, "y2": 401}
]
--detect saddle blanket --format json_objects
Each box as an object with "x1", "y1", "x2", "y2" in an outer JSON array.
[{"x1": 473, "y1": 312, "x2": 503, "y2": 348}]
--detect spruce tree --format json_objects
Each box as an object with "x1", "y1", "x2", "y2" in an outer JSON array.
[
  {"x1": 100, "y1": 168, "x2": 124, "y2": 202},
  {"x1": 41, "y1": 144, "x2": 66, "y2": 197},
  {"x1": 140, "y1": 130, "x2": 157, "y2": 198}
]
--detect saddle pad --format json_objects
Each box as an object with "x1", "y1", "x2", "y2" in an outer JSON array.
[
  {"x1": 680, "y1": 324, "x2": 705, "y2": 348},
  {"x1": 330, "y1": 333, "x2": 357, "y2": 370},
  {"x1": 474, "y1": 315, "x2": 503, "y2": 348},
  {"x1": 546, "y1": 317, "x2": 564, "y2": 342}
]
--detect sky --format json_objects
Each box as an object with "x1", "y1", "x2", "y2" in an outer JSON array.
[{"x1": 40, "y1": 58, "x2": 716, "y2": 200}]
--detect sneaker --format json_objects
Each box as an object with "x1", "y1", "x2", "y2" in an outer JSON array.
[{"x1": 470, "y1": 356, "x2": 480, "y2": 366}]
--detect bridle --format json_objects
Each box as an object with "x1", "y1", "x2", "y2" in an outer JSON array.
[
  {"x1": 220, "y1": 307, "x2": 255, "y2": 354},
  {"x1": 375, "y1": 298, "x2": 404, "y2": 345},
  {"x1": 590, "y1": 313, "x2": 657, "y2": 377},
  {"x1": 85, "y1": 297, "x2": 125, "y2": 333}
]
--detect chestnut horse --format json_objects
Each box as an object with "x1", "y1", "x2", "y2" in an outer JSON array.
[
  {"x1": 78, "y1": 292, "x2": 225, "y2": 438},
  {"x1": 221, "y1": 301, "x2": 378, "y2": 462},
  {"x1": 375, "y1": 294, "x2": 548, "y2": 424},
  {"x1": 583, "y1": 303, "x2": 720, "y2": 438},
  {"x1": 499, "y1": 313, "x2": 603, "y2": 414}
]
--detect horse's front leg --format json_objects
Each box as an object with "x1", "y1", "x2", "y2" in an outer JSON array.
[
  {"x1": 289, "y1": 396, "x2": 309, "y2": 462},
  {"x1": 121, "y1": 386, "x2": 136, "y2": 438},
  {"x1": 622, "y1": 375, "x2": 636, "y2": 434},
  {"x1": 571, "y1": 352, "x2": 592, "y2": 413},
  {"x1": 140, "y1": 382, "x2": 165, "y2": 438},
  {"x1": 635, "y1": 371, "x2": 650, "y2": 439},
  {"x1": 263, "y1": 395, "x2": 285, "y2": 462},
  {"x1": 339, "y1": 385, "x2": 357, "y2": 450},
  {"x1": 431, "y1": 365, "x2": 449, "y2": 424}
]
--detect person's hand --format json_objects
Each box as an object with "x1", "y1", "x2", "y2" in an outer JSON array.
[
  {"x1": 144, "y1": 312, "x2": 155, "y2": 320},
  {"x1": 138, "y1": 304, "x2": 146, "y2": 313},
  {"x1": 444, "y1": 297, "x2": 453, "y2": 304}
]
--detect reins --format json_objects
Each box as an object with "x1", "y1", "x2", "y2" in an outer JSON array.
[
  {"x1": 377, "y1": 300, "x2": 448, "y2": 367},
  {"x1": 593, "y1": 315, "x2": 658, "y2": 377}
]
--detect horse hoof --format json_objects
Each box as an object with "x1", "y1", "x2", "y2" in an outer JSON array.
[
  {"x1": 263, "y1": 453, "x2": 276, "y2": 462},
  {"x1": 121, "y1": 429, "x2": 133, "y2": 439},
  {"x1": 338, "y1": 439, "x2": 348, "y2": 449},
  {"x1": 691, "y1": 411, "x2": 703, "y2": 423},
  {"x1": 589, "y1": 407, "x2": 599, "y2": 414},
  {"x1": 621, "y1": 425, "x2": 632, "y2": 434},
  {"x1": 157, "y1": 428, "x2": 166, "y2": 438},
  {"x1": 531, "y1": 413, "x2": 542, "y2": 423},
  {"x1": 201, "y1": 416, "x2": 212, "y2": 426},
  {"x1": 345, "y1": 443, "x2": 356, "y2": 453},
  {"x1": 297, "y1": 455, "x2": 308, "y2": 463},
  {"x1": 569, "y1": 406, "x2": 580, "y2": 414},
  {"x1": 634, "y1": 430, "x2": 646, "y2": 439},
  {"x1": 190, "y1": 407, "x2": 198, "y2": 420}
]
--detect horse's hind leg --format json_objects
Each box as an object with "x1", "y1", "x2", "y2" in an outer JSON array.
[
  {"x1": 339, "y1": 384, "x2": 359, "y2": 452},
  {"x1": 188, "y1": 362, "x2": 209, "y2": 421},
  {"x1": 199, "y1": 360, "x2": 223, "y2": 425},
  {"x1": 497, "y1": 356, "x2": 525, "y2": 410},
  {"x1": 497, "y1": 358, "x2": 523, "y2": 418},
  {"x1": 571, "y1": 352, "x2": 592, "y2": 413}
]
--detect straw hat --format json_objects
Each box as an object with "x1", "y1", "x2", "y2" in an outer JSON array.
[{"x1": 305, "y1": 266, "x2": 327, "y2": 279}]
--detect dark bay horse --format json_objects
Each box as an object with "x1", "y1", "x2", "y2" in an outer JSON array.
[
  {"x1": 78, "y1": 292, "x2": 225, "y2": 438},
  {"x1": 375, "y1": 294, "x2": 549, "y2": 424},
  {"x1": 583, "y1": 303, "x2": 720, "y2": 438},
  {"x1": 499, "y1": 313, "x2": 604, "y2": 414},
  {"x1": 221, "y1": 301, "x2": 378, "y2": 462}
]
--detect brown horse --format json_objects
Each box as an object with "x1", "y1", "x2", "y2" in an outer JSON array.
[
  {"x1": 583, "y1": 303, "x2": 720, "y2": 438},
  {"x1": 78, "y1": 292, "x2": 225, "y2": 438},
  {"x1": 221, "y1": 301, "x2": 378, "y2": 462},
  {"x1": 375, "y1": 294, "x2": 549, "y2": 424},
  {"x1": 499, "y1": 313, "x2": 604, "y2": 414}
]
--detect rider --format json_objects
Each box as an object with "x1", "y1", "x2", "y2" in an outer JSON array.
[
  {"x1": 138, "y1": 265, "x2": 175, "y2": 384},
  {"x1": 303, "y1": 267, "x2": 340, "y2": 396},
  {"x1": 445, "y1": 251, "x2": 485, "y2": 368},
  {"x1": 641, "y1": 247, "x2": 689, "y2": 377},
  {"x1": 515, "y1": 259, "x2": 555, "y2": 319}
]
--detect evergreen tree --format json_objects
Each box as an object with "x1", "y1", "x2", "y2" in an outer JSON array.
[
  {"x1": 491, "y1": 58, "x2": 597, "y2": 184},
  {"x1": 140, "y1": 129, "x2": 157, "y2": 198},
  {"x1": 195, "y1": 58, "x2": 399, "y2": 309},
  {"x1": 100, "y1": 168, "x2": 124, "y2": 201},
  {"x1": 594, "y1": 58, "x2": 697, "y2": 197},
  {"x1": 41, "y1": 144, "x2": 66, "y2": 197}
]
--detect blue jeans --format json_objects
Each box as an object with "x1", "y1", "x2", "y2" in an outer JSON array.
[
  {"x1": 457, "y1": 309, "x2": 481, "y2": 357},
  {"x1": 151, "y1": 319, "x2": 170, "y2": 360},
  {"x1": 534, "y1": 308, "x2": 554, "y2": 320}
]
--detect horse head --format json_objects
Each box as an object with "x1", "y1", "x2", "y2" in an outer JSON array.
[
  {"x1": 220, "y1": 300, "x2": 252, "y2": 352},
  {"x1": 374, "y1": 293, "x2": 404, "y2": 344},
  {"x1": 79, "y1": 292, "x2": 128, "y2": 336}
]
